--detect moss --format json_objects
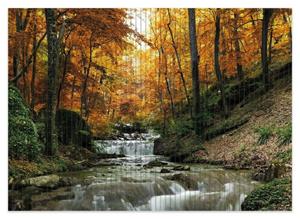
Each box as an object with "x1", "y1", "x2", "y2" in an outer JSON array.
[
  {"x1": 8, "y1": 86, "x2": 30, "y2": 118},
  {"x1": 56, "y1": 109, "x2": 92, "y2": 149},
  {"x1": 8, "y1": 86, "x2": 42, "y2": 161},
  {"x1": 241, "y1": 178, "x2": 292, "y2": 210}
]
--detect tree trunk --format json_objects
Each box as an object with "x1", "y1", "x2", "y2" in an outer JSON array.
[
  {"x1": 160, "y1": 47, "x2": 175, "y2": 119},
  {"x1": 56, "y1": 48, "x2": 71, "y2": 109},
  {"x1": 81, "y1": 34, "x2": 93, "y2": 118},
  {"x1": 262, "y1": 9, "x2": 273, "y2": 91},
  {"x1": 45, "y1": 9, "x2": 59, "y2": 156},
  {"x1": 167, "y1": 9, "x2": 191, "y2": 117},
  {"x1": 30, "y1": 10, "x2": 37, "y2": 113},
  {"x1": 188, "y1": 8, "x2": 201, "y2": 135},
  {"x1": 214, "y1": 10, "x2": 229, "y2": 118},
  {"x1": 233, "y1": 12, "x2": 244, "y2": 81},
  {"x1": 12, "y1": 10, "x2": 22, "y2": 86}
]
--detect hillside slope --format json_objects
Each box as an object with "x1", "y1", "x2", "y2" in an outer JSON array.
[{"x1": 203, "y1": 75, "x2": 292, "y2": 169}]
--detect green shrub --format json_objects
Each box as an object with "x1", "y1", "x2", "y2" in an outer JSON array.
[
  {"x1": 276, "y1": 123, "x2": 292, "y2": 146},
  {"x1": 8, "y1": 86, "x2": 42, "y2": 161},
  {"x1": 8, "y1": 86, "x2": 30, "y2": 118},
  {"x1": 167, "y1": 118, "x2": 193, "y2": 137},
  {"x1": 241, "y1": 178, "x2": 292, "y2": 210},
  {"x1": 255, "y1": 126, "x2": 273, "y2": 145}
]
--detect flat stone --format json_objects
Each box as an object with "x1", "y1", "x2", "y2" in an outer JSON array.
[{"x1": 20, "y1": 174, "x2": 60, "y2": 189}]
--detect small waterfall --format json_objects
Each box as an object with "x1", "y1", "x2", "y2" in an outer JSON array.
[
  {"x1": 94, "y1": 131, "x2": 160, "y2": 156},
  {"x1": 95, "y1": 140, "x2": 154, "y2": 156},
  {"x1": 170, "y1": 182, "x2": 185, "y2": 194}
]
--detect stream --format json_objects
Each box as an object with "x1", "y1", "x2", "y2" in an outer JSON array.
[{"x1": 11, "y1": 131, "x2": 260, "y2": 211}]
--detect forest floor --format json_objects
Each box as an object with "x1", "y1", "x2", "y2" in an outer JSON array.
[
  {"x1": 9, "y1": 145, "x2": 124, "y2": 187},
  {"x1": 201, "y1": 75, "x2": 292, "y2": 170}
]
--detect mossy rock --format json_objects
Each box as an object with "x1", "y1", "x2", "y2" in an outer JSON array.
[
  {"x1": 241, "y1": 178, "x2": 292, "y2": 210},
  {"x1": 8, "y1": 86, "x2": 41, "y2": 161},
  {"x1": 55, "y1": 109, "x2": 92, "y2": 150}
]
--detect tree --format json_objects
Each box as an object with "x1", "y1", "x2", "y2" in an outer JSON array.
[
  {"x1": 30, "y1": 9, "x2": 37, "y2": 113},
  {"x1": 188, "y1": 8, "x2": 201, "y2": 136},
  {"x1": 262, "y1": 8, "x2": 273, "y2": 91},
  {"x1": 214, "y1": 9, "x2": 229, "y2": 118},
  {"x1": 45, "y1": 9, "x2": 59, "y2": 156},
  {"x1": 233, "y1": 11, "x2": 244, "y2": 81},
  {"x1": 166, "y1": 9, "x2": 191, "y2": 117}
]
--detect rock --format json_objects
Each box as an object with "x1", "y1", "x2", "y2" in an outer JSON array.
[
  {"x1": 20, "y1": 174, "x2": 60, "y2": 189},
  {"x1": 121, "y1": 176, "x2": 151, "y2": 183},
  {"x1": 160, "y1": 168, "x2": 171, "y2": 173},
  {"x1": 251, "y1": 164, "x2": 278, "y2": 182},
  {"x1": 59, "y1": 177, "x2": 79, "y2": 187},
  {"x1": 172, "y1": 165, "x2": 190, "y2": 171},
  {"x1": 163, "y1": 173, "x2": 198, "y2": 190},
  {"x1": 144, "y1": 159, "x2": 168, "y2": 168},
  {"x1": 56, "y1": 109, "x2": 92, "y2": 149}
]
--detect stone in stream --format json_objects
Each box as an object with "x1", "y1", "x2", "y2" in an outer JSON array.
[
  {"x1": 172, "y1": 165, "x2": 190, "y2": 171},
  {"x1": 163, "y1": 173, "x2": 198, "y2": 190},
  {"x1": 160, "y1": 168, "x2": 171, "y2": 173},
  {"x1": 143, "y1": 159, "x2": 168, "y2": 168},
  {"x1": 19, "y1": 174, "x2": 61, "y2": 189}
]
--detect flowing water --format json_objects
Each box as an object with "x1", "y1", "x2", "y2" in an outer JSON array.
[{"x1": 11, "y1": 131, "x2": 260, "y2": 211}]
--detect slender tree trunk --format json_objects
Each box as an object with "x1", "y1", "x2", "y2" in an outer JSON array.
[
  {"x1": 233, "y1": 12, "x2": 244, "y2": 81},
  {"x1": 70, "y1": 75, "x2": 76, "y2": 108},
  {"x1": 12, "y1": 10, "x2": 22, "y2": 86},
  {"x1": 167, "y1": 9, "x2": 191, "y2": 117},
  {"x1": 45, "y1": 9, "x2": 59, "y2": 156},
  {"x1": 30, "y1": 10, "x2": 37, "y2": 113},
  {"x1": 56, "y1": 48, "x2": 71, "y2": 109},
  {"x1": 214, "y1": 10, "x2": 229, "y2": 118},
  {"x1": 81, "y1": 35, "x2": 93, "y2": 118},
  {"x1": 262, "y1": 8, "x2": 273, "y2": 91},
  {"x1": 160, "y1": 47, "x2": 175, "y2": 119},
  {"x1": 268, "y1": 24, "x2": 273, "y2": 64},
  {"x1": 188, "y1": 8, "x2": 201, "y2": 135}
]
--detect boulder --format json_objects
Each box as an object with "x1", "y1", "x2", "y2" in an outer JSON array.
[
  {"x1": 160, "y1": 168, "x2": 171, "y2": 173},
  {"x1": 172, "y1": 165, "x2": 190, "y2": 171},
  {"x1": 144, "y1": 159, "x2": 168, "y2": 168},
  {"x1": 20, "y1": 174, "x2": 60, "y2": 189},
  {"x1": 163, "y1": 173, "x2": 198, "y2": 190},
  {"x1": 56, "y1": 109, "x2": 92, "y2": 149}
]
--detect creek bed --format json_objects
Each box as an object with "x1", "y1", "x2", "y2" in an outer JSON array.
[{"x1": 9, "y1": 132, "x2": 260, "y2": 211}]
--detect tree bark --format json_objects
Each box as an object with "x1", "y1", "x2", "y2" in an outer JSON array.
[
  {"x1": 56, "y1": 48, "x2": 71, "y2": 109},
  {"x1": 81, "y1": 34, "x2": 93, "y2": 118},
  {"x1": 30, "y1": 10, "x2": 37, "y2": 113},
  {"x1": 262, "y1": 8, "x2": 273, "y2": 91},
  {"x1": 188, "y1": 8, "x2": 201, "y2": 135},
  {"x1": 160, "y1": 46, "x2": 175, "y2": 119},
  {"x1": 214, "y1": 10, "x2": 229, "y2": 118},
  {"x1": 45, "y1": 9, "x2": 59, "y2": 156},
  {"x1": 167, "y1": 9, "x2": 191, "y2": 117},
  {"x1": 233, "y1": 12, "x2": 244, "y2": 81}
]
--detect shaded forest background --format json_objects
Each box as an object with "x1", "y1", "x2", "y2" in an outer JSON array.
[{"x1": 8, "y1": 8, "x2": 292, "y2": 155}]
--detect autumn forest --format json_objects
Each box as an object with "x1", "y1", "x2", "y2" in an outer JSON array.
[{"x1": 8, "y1": 8, "x2": 292, "y2": 211}]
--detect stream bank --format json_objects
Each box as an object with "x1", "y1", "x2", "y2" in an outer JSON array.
[{"x1": 9, "y1": 130, "x2": 260, "y2": 211}]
